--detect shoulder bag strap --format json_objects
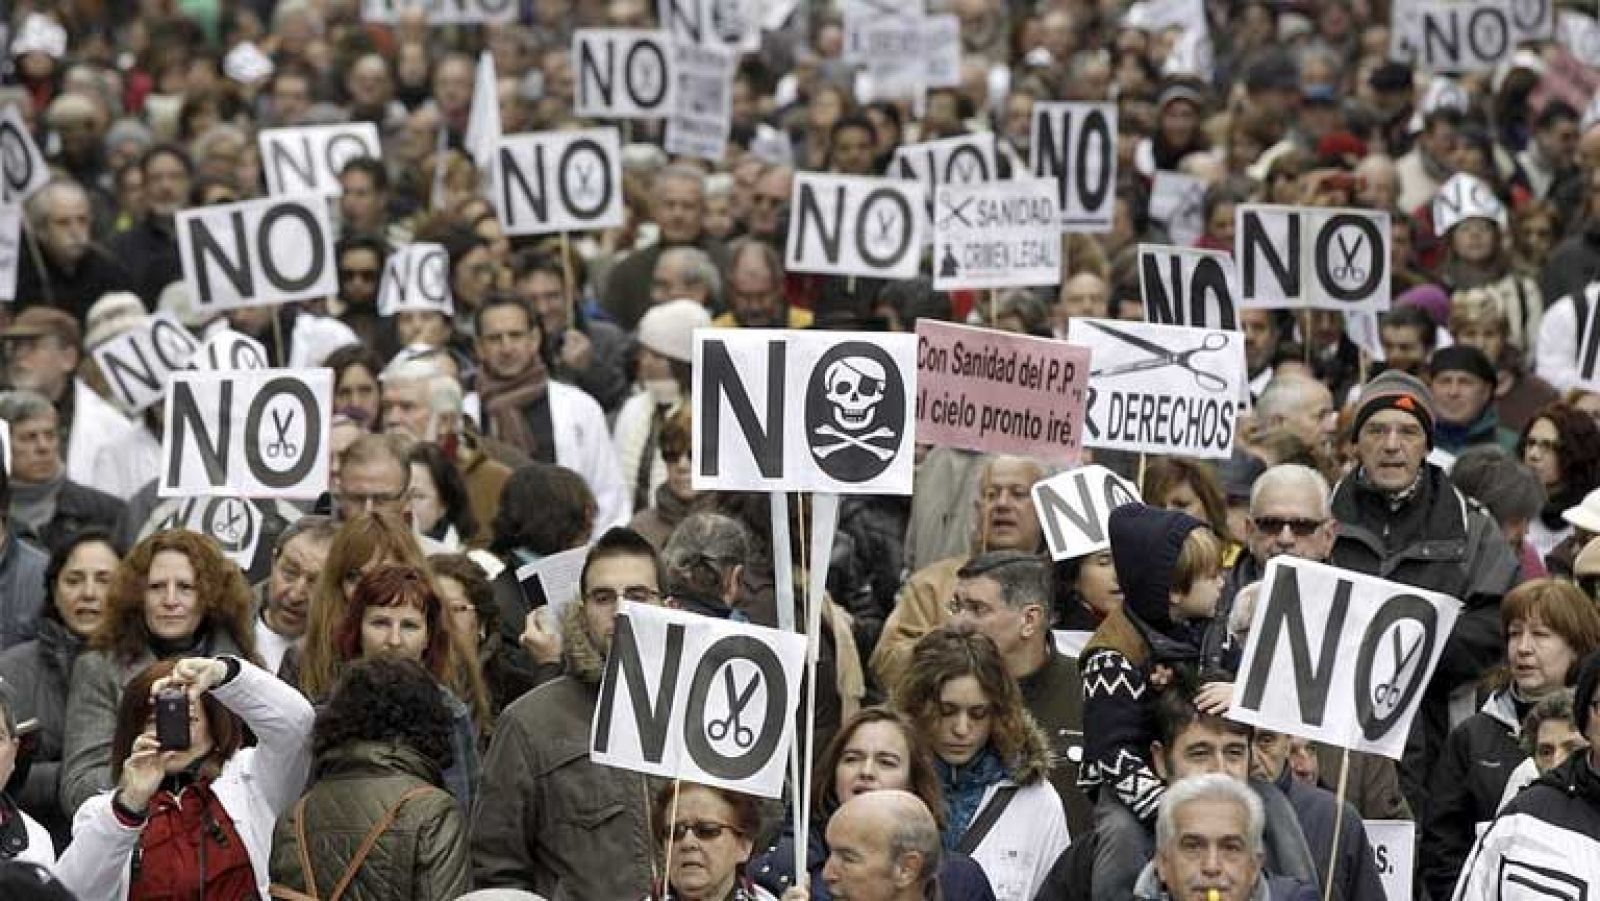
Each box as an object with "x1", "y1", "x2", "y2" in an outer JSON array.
[
  {"x1": 269, "y1": 796, "x2": 319, "y2": 901},
  {"x1": 326, "y1": 786, "x2": 437, "y2": 901},
  {"x1": 954, "y1": 785, "x2": 1020, "y2": 856}
]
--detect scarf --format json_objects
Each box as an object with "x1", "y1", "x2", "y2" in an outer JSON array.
[
  {"x1": 9, "y1": 471, "x2": 63, "y2": 535},
  {"x1": 477, "y1": 366, "x2": 549, "y2": 458},
  {"x1": 936, "y1": 745, "x2": 1009, "y2": 851}
]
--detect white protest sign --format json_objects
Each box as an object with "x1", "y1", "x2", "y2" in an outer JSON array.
[
  {"x1": 377, "y1": 243, "x2": 453, "y2": 316},
  {"x1": 1432, "y1": 173, "x2": 1507, "y2": 235},
  {"x1": 922, "y1": 15, "x2": 962, "y2": 88},
  {"x1": 1068, "y1": 318, "x2": 1244, "y2": 458},
  {"x1": 591, "y1": 601, "x2": 807, "y2": 798},
  {"x1": 0, "y1": 207, "x2": 20, "y2": 303},
  {"x1": 192, "y1": 329, "x2": 270, "y2": 372},
  {"x1": 666, "y1": 40, "x2": 735, "y2": 162},
  {"x1": 1235, "y1": 204, "x2": 1392, "y2": 312},
  {"x1": 1412, "y1": 0, "x2": 1554, "y2": 73},
  {"x1": 259, "y1": 123, "x2": 381, "y2": 197},
  {"x1": 513, "y1": 543, "x2": 589, "y2": 625},
  {"x1": 843, "y1": 0, "x2": 926, "y2": 64},
  {"x1": 574, "y1": 30, "x2": 675, "y2": 119},
  {"x1": 1134, "y1": 0, "x2": 1207, "y2": 32},
  {"x1": 1032, "y1": 464, "x2": 1142, "y2": 560},
  {"x1": 933, "y1": 179, "x2": 1061, "y2": 291},
  {"x1": 464, "y1": 51, "x2": 502, "y2": 179},
  {"x1": 10, "y1": 14, "x2": 66, "y2": 58},
  {"x1": 1558, "y1": 11, "x2": 1600, "y2": 67},
  {"x1": 1030, "y1": 103, "x2": 1117, "y2": 232},
  {"x1": 1421, "y1": 76, "x2": 1471, "y2": 113},
  {"x1": 892, "y1": 133, "x2": 999, "y2": 226},
  {"x1": 1139, "y1": 244, "x2": 1241, "y2": 330},
  {"x1": 658, "y1": 0, "x2": 759, "y2": 52},
  {"x1": 1366, "y1": 820, "x2": 1415, "y2": 901},
  {"x1": 1228, "y1": 557, "x2": 1463, "y2": 759},
  {"x1": 92, "y1": 313, "x2": 200, "y2": 413},
  {"x1": 495, "y1": 128, "x2": 625, "y2": 236},
  {"x1": 359, "y1": 0, "x2": 518, "y2": 23},
  {"x1": 785, "y1": 173, "x2": 926, "y2": 280},
  {"x1": 176, "y1": 194, "x2": 338, "y2": 311},
  {"x1": 0, "y1": 420, "x2": 8, "y2": 475},
  {"x1": 159, "y1": 368, "x2": 333, "y2": 500},
  {"x1": 1150, "y1": 171, "x2": 1205, "y2": 246},
  {"x1": 0, "y1": 105, "x2": 50, "y2": 206},
  {"x1": 693, "y1": 329, "x2": 918, "y2": 494},
  {"x1": 160, "y1": 496, "x2": 264, "y2": 569},
  {"x1": 224, "y1": 41, "x2": 274, "y2": 86}
]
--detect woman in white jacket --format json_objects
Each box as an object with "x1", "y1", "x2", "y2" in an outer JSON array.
[
  {"x1": 894, "y1": 624, "x2": 1070, "y2": 901},
  {"x1": 57, "y1": 655, "x2": 314, "y2": 900}
]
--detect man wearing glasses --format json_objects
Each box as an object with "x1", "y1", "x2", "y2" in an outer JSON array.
[
  {"x1": 472, "y1": 527, "x2": 666, "y2": 899},
  {"x1": 1328, "y1": 370, "x2": 1519, "y2": 819}
]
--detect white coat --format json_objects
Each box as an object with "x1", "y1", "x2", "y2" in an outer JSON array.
[
  {"x1": 66, "y1": 379, "x2": 134, "y2": 488},
  {"x1": 89, "y1": 418, "x2": 162, "y2": 501},
  {"x1": 56, "y1": 660, "x2": 314, "y2": 900},
  {"x1": 966, "y1": 779, "x2": 1071, "y2": 901},
  {"x1": 550, "y1": 380, "x2": 631, "y2": 532},
  {"x1": 1535, "y1": 294, "x2": 1580, "y2": 393}
]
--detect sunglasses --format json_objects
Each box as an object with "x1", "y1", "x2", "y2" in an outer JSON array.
[
  {"x1": 1253, "y1": 517, "x2": 1325, "y2": 538},
  {"x1": 666, "y1": 820, "x2": 740, "y2": 842}
]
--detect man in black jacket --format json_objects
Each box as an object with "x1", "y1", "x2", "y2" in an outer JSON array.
[
  {"x1": 15, "y1": 181, "x2": 130, "y2": 323},
  {"x1": 1251, "y1": 729, "x2": 1386, "y2": 901},
  {"x1": 107, "y1": 144, "x2": 191, "y2": 307}
]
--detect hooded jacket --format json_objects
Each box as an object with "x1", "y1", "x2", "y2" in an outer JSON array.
[
  {"x1": 944, "y1": 717, "x2": 1071, "y2": 901},
  {"x1": 1421, "y1": 689, "x2": 1529, "y2": 901},
  {"x1": 269, "y1": 740, "x2": 469, "y2": 901},
  {"x1": 1452, "y1": 753, "x2": 1600, "y2": 901},
  {"x1": 470, "y1": 601, "x2": 657, "y2": 899}
]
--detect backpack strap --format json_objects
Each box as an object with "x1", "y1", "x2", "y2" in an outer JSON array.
[
  {"x1": 955, "y1": 785, "x2": 1020, "y2": 856},
  {"x1": 326, "y1": 786, "x2": 437, "y2": 901}
]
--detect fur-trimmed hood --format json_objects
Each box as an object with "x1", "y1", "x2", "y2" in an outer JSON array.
[
  {"x1": 560, "y1": 600, "x2": 607, "y2": 685},
  {"x1": 1007, "y1": 709, "x2": 1058, "y2": 787}
]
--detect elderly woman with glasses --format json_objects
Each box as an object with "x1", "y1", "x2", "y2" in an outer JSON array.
[{"x1": 648, "y1": 781, "x2": 778, "y2": 901}]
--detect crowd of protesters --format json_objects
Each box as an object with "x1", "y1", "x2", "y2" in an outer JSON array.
[{"x1": 0, "y1": 1, "x2": 1600, "y2": 900}]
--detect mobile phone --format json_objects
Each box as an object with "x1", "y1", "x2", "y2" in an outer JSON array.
[{"x1": 155, "y1": 688, "x2": 191, "y2": 751}]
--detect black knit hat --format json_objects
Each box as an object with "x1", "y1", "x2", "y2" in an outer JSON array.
[
  {"x1": 1429, "y1": 345, "x2": 1497, "y2": 386},
  {"x1": 1108, "y1": 504, "x2": 1207, "y2": 631}
]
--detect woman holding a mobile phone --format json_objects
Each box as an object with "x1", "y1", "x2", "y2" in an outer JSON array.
[{"x1": 56, "y1": 655, "x2": 314, "y2": 900}]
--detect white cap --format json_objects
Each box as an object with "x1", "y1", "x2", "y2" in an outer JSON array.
[{"x1": 638, "y1": 299, "x2": 712, "y2": 364}]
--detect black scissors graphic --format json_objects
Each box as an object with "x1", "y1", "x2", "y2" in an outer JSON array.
[
  {"x1": 1088, "y1": 321, "x2": 1231, "y2": 393},
  {"x1": 707, "y1": 667, "x2": 758, "y2": 749},
  {"x1": 1331, "y1": 232, "x2": 1367, "y2": 282},
  {"x1": 266, "y1": 409, "x2": 298, "y2": 459}
]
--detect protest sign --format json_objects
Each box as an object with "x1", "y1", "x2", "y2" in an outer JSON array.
[
  {"x1": 1149, "y1": 171, "x2": 1205, "y2": 246},
  {"x1": 259, "y1": 123, "x2": 381, "y2": 196},
  {"x1": 693, "y1": 329, "x2": 918, "y2": 494},
  {"x1": 1139, "y1": 244, "x2": 1241, "y2": 330},
  {"x1": 659, "y1": 0, "x2": 759, "y2": 51},
  {"x1": 1032, "y1": 464, "x2": 1142, "y2": 560},
  {"x1": 891, "y1": 133, "x2": 1000, "y2": 226},
  {"x1": 574, "y1": 30, "x2": 675, "y2": 118},
  {"x1": 1412, "y1": 0, "x2": 1553, "y2": 72},
  {"x1": 496, "y1": 128, "x2": 625, "y2": 236},
  {"x1": 514, "y1": 543, "x2": 589, "y2": 625},
  {"x1": 1030, "y1": 103, "x2": 1117, "y2": 232},
  {"x1": 159, "y1": 368, "x2": 333, "y2": 500},
  {"x1": 842, "y1": 0, "x2": 925, "y2": 63},
  {"x1": 932, "y1": 180, "x2": 1060, "y2": 291},
  {"x1": 1228, "y1": 557, "x2": 1463, "y2": 759},
  {"x1": 1366, "y1": 820, "x2": 1415, "y2": 901},
  {"x1": 0, "y1": 207, "x2": 20, "y2": 303},
  {"x1": 1421, "y1": 76, "x2": 1471, "y2": 114},
  {"x1": 176, "y1": 194, "x2": 338, "y2": 311},
  {"x1": 92, "y1": 313, "x2": 200, "y2": 413},
  {"x1": 785, "y1": 173, "x2": 925, "y2": 280},
  {"x1": 592, "y1": 601, "x2": 807, "y2": 798},
  {"x1": 1558, "y1": 11, "x2": 1600, "y2": 68},
  {"x1": 1067, "y1": 318, "x2": 1244, "y2": 459},
  {"x1": 377, "y1": 243, "x2": 453, "y2": 316},
  {"x1": 666, "y1": 40, "x2": 735, "y2": 161},
  {"x1": 156, "y1": 496, "x2": 264, "y2": 569},
  {"x1": 0, "y1": 105, "x2": 49, "y2": 206},
  {"x1": 922, "y1": 15, "x2": 962, "y2": 88},
  {"x1": 192, "y1": 329, "x2": 269, "y2": 372},
  {"x1": 464, "y1": 51, "x2": 502, "y2": 180},
  {"x1": 359, "y1": 0, "x2": 518, "y2": 23},
  {"x1": 1432, "y1": 173, "x2": 1507, "y2": 235},
  {"x1": 1235, "y1": 204, "x2": 1392, "y2": 311},
  {"x1": 1052, "y1": 630, "x2": 1094, "y2": 659},
  {"x1": 913, "y1": 320, "x2": 1087, "y2": 462}
]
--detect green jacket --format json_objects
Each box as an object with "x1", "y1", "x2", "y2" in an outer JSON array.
[{"x1": 269, "y1": 741, "x2": 469, "y2": 901}]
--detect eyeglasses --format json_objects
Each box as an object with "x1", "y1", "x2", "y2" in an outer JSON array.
[
  {"x1": 340, "y1": 268, "x2": 379, "y2": 282},
  {"x1": 1253, "y1": 517, "x2": 1325, "y2": 538},
  {"x1": 666, "y1": 820, "x2": 741, "y2": 842},
  {"x1": 335, "y1": 489, "x2": 407, "y2": 511},
  {"x1": 584, "y1": 586, "x2": 661, "y2": 607},
  {"x1": 1525, "y1": 437, "x2": 1562, "y2": 454}
]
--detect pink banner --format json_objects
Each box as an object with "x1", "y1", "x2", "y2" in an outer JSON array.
[{"x1": 914, "y1": 320, "x2": 1090, "y2": 463}]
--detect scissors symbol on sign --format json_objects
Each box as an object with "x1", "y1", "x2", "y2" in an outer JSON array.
[
  {"x1": 1371, "y1": 626, "x2": 1424, "y2": 709},
  {"x1": 266, "y1": 409, "x2": 298, "y2": 459},
  {"x1": 1331, "y1": 232, "x2": 1367, "y2": 283},
  {"x1": 1087, "y1": 321, "x2": 1232, "y2": 393},
  {"x1": 940, "y1": 196, "x2": 974, "y2": 228},
  {"x1": 706, "y1": 667, "x2": 758, "y2": 749}
]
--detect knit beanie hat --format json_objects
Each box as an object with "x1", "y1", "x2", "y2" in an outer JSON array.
[
  {"x1": 1428, "y1": 345, "x2": 1497, "y2": 386},
  {"x1": 638, "y1": 299, "x2": 711, "y2": 364},
  {"x1": 1108, "y1": 503, "x2": 1207, "y2": 631},
  {"x1": 1354, "y1": 369, "x2": 1436, "y2": 447}
]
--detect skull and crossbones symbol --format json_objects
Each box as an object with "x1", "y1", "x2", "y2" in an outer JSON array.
[{"x1": 813, "y1": 356, "x2": 897, "y2": 460}]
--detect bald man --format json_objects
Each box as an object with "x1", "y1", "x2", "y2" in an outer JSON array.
[
  {"x1": 1253, "y1": 374, "x2": 1337, "y2": 463},
  {"x1": 822, "y1": 791, "x2": 942, "y2": 901}
]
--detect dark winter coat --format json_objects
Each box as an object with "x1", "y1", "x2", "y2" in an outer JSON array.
[
  {"x1": 0, "y1": 615, "x2": 86, "y2": 849},
  {"x1": 1421, "y1": 690, "x2": 1528, "y2": 901}
]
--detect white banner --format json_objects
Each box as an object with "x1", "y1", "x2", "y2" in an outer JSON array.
[
  {"x1": 666, "y1": 40, "x2": 735, "y2": 162},
  {"x1": 591, "y1": 602, "x2": 807, "y2": 799},
  {"x1": 1030, "y1": 102, "x2": 1117, "y2": 232},
  {"x1": 785, "y1": 173, "x2": 926, "y2": 279},
  {"x1": 191, "y1": 328, "x2": 269, "y2": 372},
  {"x1": 495, "y1": 128, "x2": 625, "y2": 236},
  {"x1": 259, "y1": 123, "x2": 381, "y2": 196},
  {"x1": 1432, "y1": 172, "x2": 1507, "y2": 235},
  {"x1": 91, "y1": 312, "x2": 200, "y2": 412},
  {"x1": 159, "y1": 368, "x2": 334, "y2": 500},
  {"x1": 0, "y1": 104, "x2": 49, "y2": 206},
  {"x1": 1150, "y1": 171, "x2": 1206, "y2": 246},
  {"x1": 1235, "y1": 204, "x2": 1392, "y2": 312},
  {"x1": 1139, "y1": 244, "x2": 1241, "y2": 330},
  {"x1": 1031, "y1": 464, "x2": 1142, "y2": 560},
  {"x1": 359, "y1": 0, "x2": 518, "y2": 23},
  {"x1": 1228, "y1": 557, "x2": 1463, "y2": 759},
  {"x1": 1068, "y1": 318, "x2": 1244, "y2": 458},
  {"x1": 573, "y1": 30, "x2": 675, "y2": 119},
  {"x1": 933, "y1": 179, "x2": 1061, "y2": 291},
  {"x1": 659, "y1": 0, "x2": 759, "y2": 52},
  {"x1": 0, "y1": 207, "x2": 20, "y2": 303},
  {"x1": 377, "y1": 243, "x2": 453, "y2": 316},
  {"x1": 176, "y1": 194, "x2": 338, "y2": 311},
  {"x1": 513, "y1": 543, "x2": 589, "y2": 625},
  {"x1": 1366, "y1": 820, "x2": 1415, "y2": 901},
  {"x1": 156, "y1": 496, "x2": 264, "y2": 569},
  {"x1": 693, "y1": 329, "x2": 918, "y2": 494},
  {"x1": 1411, "y1": 0, "x2": 1554, "y2": 72},
  {"x1": 891, "y1": 133, "x2": 1000, "y2": 227}
]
